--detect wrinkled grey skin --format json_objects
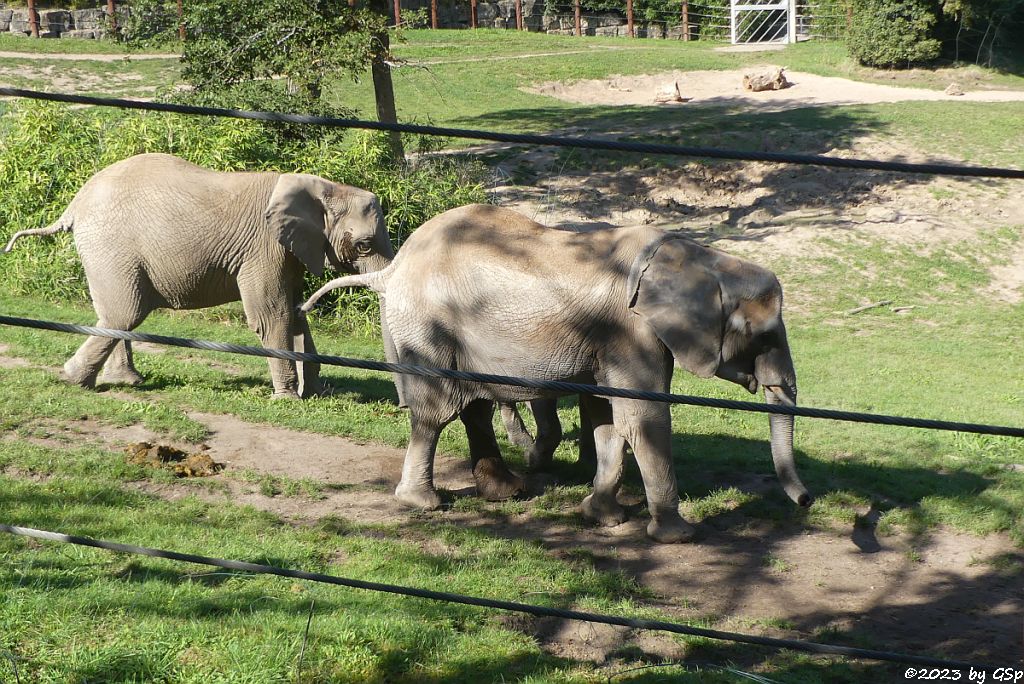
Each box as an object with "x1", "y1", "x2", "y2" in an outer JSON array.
[
  {"x1": 302, "y1": 204, "x2": 811, "y2": 543},
  {"x1": 4, "y1": 153, "x2": 393, "y2": 398}
]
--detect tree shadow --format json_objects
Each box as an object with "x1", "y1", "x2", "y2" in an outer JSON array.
[
  {"x1": 454, "y1": 102, "x2": 1005, "y2": 242},
  {"x1": 414, "y1": 426, "x2": 1019, "y2": 666}
]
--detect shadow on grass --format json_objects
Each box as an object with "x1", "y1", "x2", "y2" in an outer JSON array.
[
  {"x1": 423, "y1": 422, "x2": 1020, "y2": 666},
  {"x1": 3, "y1": 472, "x2": 1019, "y2": 680},
  {"x1": 132, "y1": 368, "x2": 401, "y2": 405},
  {"x1": 456, "y1": 101, "x2": 1008, "y2": 238}
]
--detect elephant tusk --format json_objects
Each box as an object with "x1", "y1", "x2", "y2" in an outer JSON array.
[{"x1": 765, "y1": 385, "x2": 796, "y2": 407}]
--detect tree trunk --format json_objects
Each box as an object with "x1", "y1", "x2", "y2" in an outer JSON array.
[
  {"x1": 367, "y1": 0, "x2": 404, "y2": 162},
  {"x1": 27, "y1": 0, "x2": 39, "y2": 38}
]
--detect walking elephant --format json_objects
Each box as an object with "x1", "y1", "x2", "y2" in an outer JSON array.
[
  {"x1": 301, "y1": 204, "x2": 812, "y2": 543},
  {"x1": 4, "y1": 153, "x2": 393, "y2": 398}
]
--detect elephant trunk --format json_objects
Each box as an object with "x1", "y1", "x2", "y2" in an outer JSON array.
[{"x1": 765, "y1": 386, "x2": 812, "y2": 507}]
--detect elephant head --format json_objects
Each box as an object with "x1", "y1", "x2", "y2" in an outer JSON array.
[
  {"x1": 265, "y1": 174, "x2": 394, "y2": 277},
  {"x1": 627, "y1": 235, "x2": 812, "y2": 508}
]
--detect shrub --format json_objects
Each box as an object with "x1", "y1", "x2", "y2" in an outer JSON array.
[
  {"x1": 847, "y1": 0, "x2": 941, "y2": 67},
  {"x1": 0, "y1": 101, "x2": 488, "y2": 331}
]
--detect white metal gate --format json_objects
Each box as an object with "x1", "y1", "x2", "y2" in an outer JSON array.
[{"x1": 731, "y1": 0, "x2": 797, "y2": 44}]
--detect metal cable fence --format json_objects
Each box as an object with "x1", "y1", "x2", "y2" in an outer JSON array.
[
  {"x1": 1, "y1": 315, "x2": 1022, "y2": 437},
  {"x1": 3, "y1": 88, "x2": 1023, "y2": 179},
  {"x1": 0, "y1": 524, "x2": 1003, "y2": 672}
]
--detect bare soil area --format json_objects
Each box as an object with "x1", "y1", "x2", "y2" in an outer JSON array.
[
  {"x1": 1, "y1": 367, "x2": 1019, "y2": 665},
  {"x1": 487, "y1": 137, "x2": 1024, "y2": 306},
  {"x1": 527, "y1": 66, "x2": 1024, "y2": 111}
]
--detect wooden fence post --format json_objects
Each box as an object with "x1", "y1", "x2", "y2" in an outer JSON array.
[
  {"x1": 681, "y1": 0, "x2": 689, "y2": 40},
  {"x1": 177, "y1": 0, "x2": 185, "y2": 41},
  {"x1": 471, "y1": 0, "x2": 478, "y2": 28},
  {"x1": 515, "y1": 0, "x2": 523, "y2": 29},
  {"x1": 26, "y1": 0, "x2": 39, "y2": 38},
  {"x1": 431, "y1": 0, "x2": 438, "y2": 28},
  {"x1": 626, "y1": 0, "x2": 634, "y2": 37}
]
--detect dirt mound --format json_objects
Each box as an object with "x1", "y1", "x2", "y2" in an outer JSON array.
[{"x1": 125, "y1": 442, "x2": 223, "y2": 478}]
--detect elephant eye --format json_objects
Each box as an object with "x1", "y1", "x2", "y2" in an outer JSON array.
[{"x1": 354, "y1": 240, "x2": 373, "y2": 256}]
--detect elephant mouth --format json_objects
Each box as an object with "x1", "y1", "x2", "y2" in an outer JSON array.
[{"x1": 715, "y1": 362, "x2": 759, "y2": 394}]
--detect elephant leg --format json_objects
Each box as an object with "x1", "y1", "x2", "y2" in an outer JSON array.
[
  {"x1": 239, "y1": 286, "x2": 300, "y2": 399},
  {"x1": 499, "y1": 402, "x2": 535, "y2": 450},
  {"x1": 64, "y1": 303, "x2": 147, "y2": 389},
  {"x1": 576, "y1": 394, "x2": 597, "y2": 469},
  {"x1": 580, "y1": 395, "x2": 628, "y2": 527},
  {"x1": 395, "y1": 413, "x2": 448, "y2": 510},
  {"x1": 461, "y1": 399, "x2": 525, "y2": 501},
  {"x1": 611, "y1": 398, "x2": 694, "y2": 544},
  {"x1": 294, "y1": 315, "x2": 321, "y2": 399},
  {"x1": 526, "y1": 398, "x2": 562, "y2": 470},
  {"x1": 98, "y1": 340, "x2": 144, "y2": 386}
]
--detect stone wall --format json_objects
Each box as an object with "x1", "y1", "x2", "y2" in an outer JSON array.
[
  {"x1": 402, "y1": 0, "x2": 666, "y2": 36},
  {"x1": 1, "y1": 6, "x2": 111, "y2": 39},
  {"x1": 0, "y1": 2, "x2": 676, "y2": 40}
]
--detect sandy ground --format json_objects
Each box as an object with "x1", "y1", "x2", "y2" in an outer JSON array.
[{"x1": 527, "y1": 66, "x2": 1024, "y2": 111}]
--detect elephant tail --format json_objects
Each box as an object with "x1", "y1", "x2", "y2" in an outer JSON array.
[
  {"x1": 3, "y1": 217, "x2": 73, "y2": 253},
  {"x1": 300, "y1": 265, "x2": 393, "y2": 313}
]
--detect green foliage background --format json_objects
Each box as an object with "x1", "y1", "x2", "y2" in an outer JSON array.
[{"x1": 847, "y1": 0, "x2": 942, "y2": 67}]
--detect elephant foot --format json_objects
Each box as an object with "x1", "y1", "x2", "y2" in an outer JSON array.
[
  {"x1": 395, "y1": 482, "x2": 442, "y2": 511},
  {"x1": 98, "y1": 366, "x2": 145, "y2": 387},
  {"x1": 646, "y1": 508, "x2": 696, "y2": 544},
  {"x1": 270, "y1": 389, "x2": 301, "y2": 400},
  {"x1": 581, "y1": 493, "x2": 627, "y2": 527},
  {"x1": 61, "y1": 359, "x2": 98, "y2": 389},
  {"x1": 473, "y1": 456, "x2": 526, "y2": 501},
  {"x1": 298, "y1": 380, "x2": 324, "y2": 400}
]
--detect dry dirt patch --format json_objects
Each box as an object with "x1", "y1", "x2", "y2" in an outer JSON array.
[{"x1": 527, "y1": 66, "x2": 1024, "y2": 111}]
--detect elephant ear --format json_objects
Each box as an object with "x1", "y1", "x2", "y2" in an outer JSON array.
[
  {"x1": 627, "y1": 236, "x2": 723, "y2": 379},
  {"x1": 265, "y1": 174, "x2": 335, "y2": 276}
]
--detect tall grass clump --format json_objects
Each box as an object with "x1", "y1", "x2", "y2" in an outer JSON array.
[{"x1": 0, "y1": 101, "x2": 487, "y2": 331}]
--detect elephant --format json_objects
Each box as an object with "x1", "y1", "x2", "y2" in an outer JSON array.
[
  {"x1": 3, "y1": 153, "x2": 393, "y2": 398},
  {"x1": 301, "y1": 204, "x2": 812, "y2": 543}
]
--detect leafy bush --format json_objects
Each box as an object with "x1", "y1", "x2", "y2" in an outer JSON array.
[
  {"x1": 0, "y1": 101, "x2": 488, "y2": 330},
  {"x1": 847, "y1": 0, "x2": 941, "y2": 67}
]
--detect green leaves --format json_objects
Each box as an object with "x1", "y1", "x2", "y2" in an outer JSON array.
[
  {"x1": 847, "y1": 0, "x2": 942, "y2": 67},
  {"x1": 124, "y1": 0, "x2": 388, "y2": 107}
]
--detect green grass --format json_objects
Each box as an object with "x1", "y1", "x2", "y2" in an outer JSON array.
[{"x1": 0, "y1": 32, "x2": 156, "y2": 55}]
